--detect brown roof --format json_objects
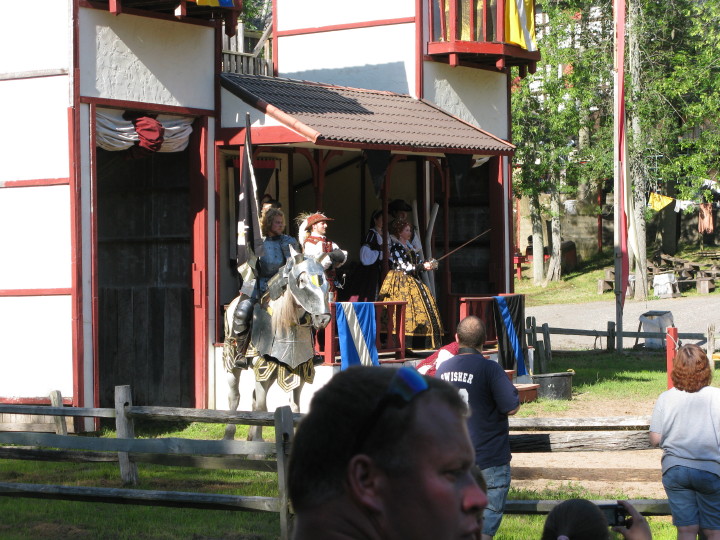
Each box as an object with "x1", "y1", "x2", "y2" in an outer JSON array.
[{"x1": 220, "y1": 74, "x2": 514, "y2": 154}]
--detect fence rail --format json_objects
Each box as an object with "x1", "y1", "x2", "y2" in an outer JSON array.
[
  {"x1": 0, "y1": 394, "x2": 671, "y2": 522},
  {"x1": 0, "y1": 386, "x2": 294, "y2": 539}
]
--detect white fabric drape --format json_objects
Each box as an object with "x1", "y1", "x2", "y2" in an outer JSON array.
[{"x1": 95, "y1": 108, "x2": 194, "y2": 152}]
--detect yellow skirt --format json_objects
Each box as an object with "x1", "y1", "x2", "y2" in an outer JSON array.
[{"x1": 378, "y1": 270, "x2": 443, "y2": 349}]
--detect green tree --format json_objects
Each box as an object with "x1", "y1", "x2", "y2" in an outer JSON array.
[{"x1": 512, "y1": 1, "x2": 614, "y2": 284}]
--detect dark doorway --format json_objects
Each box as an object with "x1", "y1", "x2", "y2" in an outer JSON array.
[{"x1": 96, "y1": 148, "x2": 193, "y2": 407}]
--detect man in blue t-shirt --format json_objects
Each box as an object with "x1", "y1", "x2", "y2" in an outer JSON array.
[{"x1": 435, "y1": 315, "x2": 520, "y2": 540}]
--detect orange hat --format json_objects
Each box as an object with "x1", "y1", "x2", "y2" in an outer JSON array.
[{"x1": 305, "y1": 212, "x2": 333, "y2": 230}]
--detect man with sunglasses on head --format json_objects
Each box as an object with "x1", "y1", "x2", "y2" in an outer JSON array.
[
  {"x1": 435, "y1": 315, "x2": 520, "y2": 540},
  {"x1": 288, "y1": 366, "x2": 487, "y2": 540}
]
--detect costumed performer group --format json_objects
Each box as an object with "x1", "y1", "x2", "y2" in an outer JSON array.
[{"x1": 378, "y1": 217, "x2": 443, "y2": 350}]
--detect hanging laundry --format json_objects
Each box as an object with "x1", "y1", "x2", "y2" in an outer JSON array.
[
  {"x1": 699, "y1": 203, "x2": 714, "y2": 234},
  {"x1": 648, "y1": 193, "x2": 674, "y2": 212},
  {"x1": 675, "y1": 200, "x2": 695, "y2": 213}
]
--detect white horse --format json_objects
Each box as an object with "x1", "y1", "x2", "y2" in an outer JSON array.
[{"x1": 223, "y1": 252, "x2": 331, "y2": 440}]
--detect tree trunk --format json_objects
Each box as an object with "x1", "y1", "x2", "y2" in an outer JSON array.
[
  {"x1": 530, "y1": 192, "x2": 545, "y2": 284},
  {"x1": 544, "y1": 180, "x2": 562, "y2": 284},
  {"x1": 628, "y1": 0, "x2": 649, "y2": 301}
]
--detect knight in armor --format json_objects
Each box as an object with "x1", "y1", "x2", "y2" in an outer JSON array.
[
  {"x1": 231, "y1": 207, "x2": 299, "y2": 367},
  {"x1": 298, "y1": 212, "x2": 347, "y2": 301}
]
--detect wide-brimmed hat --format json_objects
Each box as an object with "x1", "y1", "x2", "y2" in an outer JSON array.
[
  {"x1": 389, "y1": 199, "x2": 412, "y2": 213},
  {"x1": 305, "y1": 212, "x2": 333, "y2": 229}
]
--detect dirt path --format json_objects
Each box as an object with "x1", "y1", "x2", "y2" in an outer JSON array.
[{"x1": 511, "y1": 397, "x2": 665, "y2": 498}]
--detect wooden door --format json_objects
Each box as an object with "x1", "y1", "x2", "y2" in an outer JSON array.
[{"x1": 96, "y1": 148, "x2": 193, "y2": 407}]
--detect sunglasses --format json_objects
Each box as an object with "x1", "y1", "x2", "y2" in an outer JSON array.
[{"x1": 353, "y1": 367, "x2": 430, "y2": 453}]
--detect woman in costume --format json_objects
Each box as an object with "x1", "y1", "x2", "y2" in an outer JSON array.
[
  {"x1": 228, "y1": 207, "x2": 299, "y2": 367},
  {"x1": 256, "y1": 207, "x2": 299, "y2": 295},
  {"x1": 378, "y1": 218, "x2": 443, "y2": 349}
]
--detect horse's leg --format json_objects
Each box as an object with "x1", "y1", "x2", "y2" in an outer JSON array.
[
  {"x1": 222, "y1": 367, "x2": 242, "y2": 440},
  {"x1": 248, "y1": 377, "x2": 271, "y2": 441},
  {"x1": 290, "y1": 381, "x2": 304, "y2": 414}
]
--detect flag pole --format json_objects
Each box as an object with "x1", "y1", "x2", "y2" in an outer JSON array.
[{"x1": 613, "y1": 0, "x2": 627, "y2": 351}]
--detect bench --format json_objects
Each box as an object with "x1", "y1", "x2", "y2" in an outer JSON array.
[{"x1": 0, "y1": 386, "x2": 296, "y2": 539}]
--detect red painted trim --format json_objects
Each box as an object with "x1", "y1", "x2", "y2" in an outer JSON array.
[
  {"x1": 0, "y1": 397, "x2": 73, "y2": 405},
  {"x1": 216, "y1": 126, "x2": 308, "y2": 146},
  {"x1": 0, "y1": 178, "x2": 70, "y2": 188},
  {"x1": 272, "y1": 0, "x2": 278, "y2": 76},
  {"x1": 415, "y1": 0, "x2": 423, "y2": 99},
  {"x1": 214, "y1": 20, "x2": 222, "y2": 129},
  {"x1": 70, "y1": 0, "x2": 85, "y2": 421},
  {"x1": 305, "y1": 139, "x2": 514, "y2": 155},
  {"x1": 79, "y1": 96, "x2": 214, "y2": 117},
  {"x1": 275, "y1": 17, "x2": 415, "y2": 38},
  {"x1": 0, "y1": 288, "x2": 72, "y2": 297},
  {"x1": 427, "y1": 41, "x2": 540, "y2": 61},
  {"x1": 89, "y1": 103, "x2": 100, "y2": 411},
  {"x1": 191, "y1": 117, "x2": 210, "y2": 409},
  {"x1": 80, "y1": 0, "x2": 222, "y2": 29}
]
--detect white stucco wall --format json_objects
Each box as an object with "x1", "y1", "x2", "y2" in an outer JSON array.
[
  {"x1": 0, "y1": 296, "x2": 73, "y2": 398},
  {"x1": 278, "y1": 24, "x2": 417, "y2": 94},
  {"x1": 423, "y1": 62, "x2": 510, "y2": 140},
  {"x1": 0, "y1": 77, "x2": 70, "y2": 182},
  {"x1": 221, "y1": 89, "x2": 286, "y2": 129},
  {"x1": 276, "y1": 0, "x2": 414, "y2": 31},
  {"x1": 0, "y1": 185, "x2": 71, "y2": 289},
  {"x1": 79, "y1": 9, "x2": 214, "y2": 109},
  {"x1": 0, "y1": 0, "x2": 71, "y2": 74}
]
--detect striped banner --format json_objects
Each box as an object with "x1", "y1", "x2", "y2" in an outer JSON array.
[{"x1": 336, "y1": 303, "x2": 379, "y2": 370}]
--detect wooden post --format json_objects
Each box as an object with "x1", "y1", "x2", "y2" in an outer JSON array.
[
  {"x1": 49, "y1": 390, "x2": 67, "y2": 436},
  {"x1": 666, "y1": 327, "x2": 678, "y2": 390},
  {"x1": 115, "y1": 385, "x2": 139, "y2": 486},
  {"x1": 526, "y1": 316, "x2": 538, "y2": 351},
  {"x1": 607, "y1": 321, "x2": 616, "y2": 352},
  {"x1": 707, "y1": 323, "x2": 715, "y2": 358},
  {"x1": 275, "y1": 406, "x2": 295, "y2": 540},
  {"x1": 541, "y1": 323, "x2": 552, "y2": 367}
]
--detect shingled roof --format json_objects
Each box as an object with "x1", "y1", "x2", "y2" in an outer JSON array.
[{"x1": 220, "y1": 74, "x2": 514, "y2": 154}]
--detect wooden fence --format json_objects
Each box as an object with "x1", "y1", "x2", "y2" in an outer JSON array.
[
  {"x1": 506, "y1": 415, "x2": 670, "y2": 516},
  {"x1": 0, "y1": 386, "x2": 298, "y2": 539},
  {"x1": 525, "y1": 316, "x2": 716, "y2": 373},
  {"x1": 0, "y1": 388, "x2": 671, "y2": 522}
]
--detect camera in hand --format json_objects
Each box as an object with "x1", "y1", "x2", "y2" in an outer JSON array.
[{"x1": 597, "y1": 503, "x2": 631, "y2": 527}]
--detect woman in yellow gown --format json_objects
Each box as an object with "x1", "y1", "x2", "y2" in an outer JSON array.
[{"x1": 378, "y1": 219, "x2": 443, "y2": 349}]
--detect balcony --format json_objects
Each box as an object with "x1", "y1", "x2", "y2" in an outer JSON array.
[
  {"x1": 427, "y1": 0, "x2": 540, "y2": 75},
  {"x1": 90, "y1": 0, "x2": 242, "y2": 35}
]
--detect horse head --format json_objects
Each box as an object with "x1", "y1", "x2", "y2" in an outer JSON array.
[{"x1": 282, "y1": 246, "x2": 331, "y2": 329}]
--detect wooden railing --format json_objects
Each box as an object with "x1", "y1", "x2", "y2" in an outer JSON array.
[
  {"x1": 315, "y1": 301, "x2": 407, "y2": 365},
  {"x1": 0, "y1": 390, "x2": 671, "y2": 520},
  {"x1": 0, "y1": 386, "x2": 297, "y2": 539},
  {"x1": 222, "y1": 51, "x2": 272, "y2": 76},
  {"x1": 430, "y1": 0, "x2": 505, "y2": 44}
]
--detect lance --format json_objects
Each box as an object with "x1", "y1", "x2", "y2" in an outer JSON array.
[{"x1": 433, "y1": 228, "x2": 492, "y2": 263}]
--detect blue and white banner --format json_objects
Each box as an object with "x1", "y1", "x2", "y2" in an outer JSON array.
[
  {"x1": 336, "y1": 302, "x2": 379, "y2": 370},
  {"x1": 493, "y1": 295, "x2": 528, "y2": 376}
]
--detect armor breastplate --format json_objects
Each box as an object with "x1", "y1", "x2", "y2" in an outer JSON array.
[{"x1": 257, "y1": 235, "x2": 297, "y2": 293}]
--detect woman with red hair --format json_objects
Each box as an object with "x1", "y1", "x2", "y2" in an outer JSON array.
[{"x1": 650, "y1": 344, "x2": 720, "y2": 540}]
